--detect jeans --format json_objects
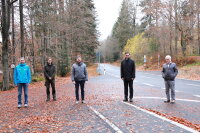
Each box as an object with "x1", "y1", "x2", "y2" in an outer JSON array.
[
  {"x1": 165, "y1": 80, "x2": 175, "y2": 100},
  {"x1": 124, "y1": 80, "x2": 134, "y2": 100},
  {"x1": 75, "y1": 81, "x2": 85, "y2": 101},
  {"x1": 18, "y1": 83, "x2": 28, "y2": 105}
]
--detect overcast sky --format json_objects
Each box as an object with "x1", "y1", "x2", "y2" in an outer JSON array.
[{"x1": 94, "y1": 0, "x2": 123, "y2": 41}]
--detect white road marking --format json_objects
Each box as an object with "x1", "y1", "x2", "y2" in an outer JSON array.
[
  {"x1": 88, "y1": 106, "x2": 123, "y2": 133},
  {"x1": 187, "y1": 84, "x2": 200, "y2": 87},
  {"x1": 143, "y1": 83, "x2": 155, "y2": 87},
  {"x1": 123, "y1": 102, "x2": 199, "y2": 133},
  {"x1": 134, "y1": 96, "x2": 200, "y2": 103},
  {"x1": 194, "y1": 95, "x2": 200, "y2": 98}
]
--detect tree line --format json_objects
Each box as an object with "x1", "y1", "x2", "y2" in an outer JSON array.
[
  {"x1": 98, "y1": 0, "x2": 200, "y2": 62},
  {"x1": 0, "y1": 0, "x2": 99, "y2": 91}
]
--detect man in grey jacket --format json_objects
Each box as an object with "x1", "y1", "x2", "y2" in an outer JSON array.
[
  {"x1": 71, "y1": 56, "x2": 88, "y2": 104},
  {"x1": 162, "y1": 55, "x2": 178, "y2": 103}
]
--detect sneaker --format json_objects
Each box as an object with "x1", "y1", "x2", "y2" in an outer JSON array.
[
  {"x1": 129, "y1": 99, "x2": 133, "y2": 102},
  {"x1": 76, "y1": 101, "x2": 79, "y2": 104},
  {"x1": 164, "y1": 100, "x2": 170, "y2": 103},
  {"x1": 171, "y1": 100, "x2": 175, "y2": 104},
  {"x1": 82, "y1": 100, "x2": 86, "y2": 104},
  {"x1": 24, "y1": 104, "x2": 28, "y2": 107},
  {"x1": 18, "y1": 104, "x2": 22, "y2": 108},
  {"x1": 123, "y1": 99, "x2": 128, "y2": 102}
]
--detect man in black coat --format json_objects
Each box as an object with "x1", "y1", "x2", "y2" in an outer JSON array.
[
  {"x1": 44, "y1": 57, "x2": 56, "y2": 101},
  {"x1": 121, "y1": 52, "x2": 136, "y2": 102}
]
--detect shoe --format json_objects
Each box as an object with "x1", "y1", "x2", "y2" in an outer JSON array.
[
  {"x1": 18, "y1": 104, "x2": 22, "y2": 108},
  {"x1": 53, "y1": 98, "x2": 57, "y2": 101},
  {"x1": 129, "y1": 99, "x2": 133, "y2": 102},
  {"x1": 123, "y1": 99, "x2": 128, "y2": 102},
  {"x1": 24, "y1": 104, "x2": 28, "y2": 107},
  {"x1": 164, "y1": 100, "x2": 170, "y2": 103},
  {"x1": 171, "y1": 100, "x2": 175, "y2": 104},
  {"x1": 46, "y1": 99, "x2": 50, "y2": 102},
  {"x1": 82, "y1": 100, "x2": 86, "y2": 104},
  {"x1": 76, "y1": 101, "x2": 79, "y2": 104}
]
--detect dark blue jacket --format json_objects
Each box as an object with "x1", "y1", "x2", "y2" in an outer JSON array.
[{"x1": 162, "y1": 63, "x2": 178, "y2": 81}]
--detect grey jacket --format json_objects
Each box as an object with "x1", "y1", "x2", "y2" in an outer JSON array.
[
  {"x1": 162, "y1": 62, "x2": 178, "y2": 81},
  {"x1": 71, "y1": 62, "x2": 88, "y2": 81}
]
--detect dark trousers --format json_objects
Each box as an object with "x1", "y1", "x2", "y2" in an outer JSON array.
[
  {"x1": 75, "y1": 81, "x2": 85, "y2": 101},
  {"x1": 124, "y1": 80, "x2": 133, "y2": 100},
  {"x1": 45, "y1": 79, "x2": 56, "y2": 99}
]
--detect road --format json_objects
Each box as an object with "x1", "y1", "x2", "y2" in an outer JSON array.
[{"x1": 0, "y1": 64, "x2": 199, "y2": 132}]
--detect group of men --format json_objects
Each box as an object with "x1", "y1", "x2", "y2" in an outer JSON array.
[{"x1": 13, "y1": 53, "x2": 178, "y2": 108}]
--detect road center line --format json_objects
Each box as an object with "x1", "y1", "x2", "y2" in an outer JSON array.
[
  {"x1": 187, "y1": 84, "x2": 200, "y2": 87},
  {"x1": 122, "y1": 102, "x2": 199, "y2": 133},
  {"x1": 143, "y1": 83, "x2": 155, "y2": 87},
  {"x1": 194, "y1": 95, "x2": 200, "y2": 98},
  {"x1": 88, "y1": 106, "x2": 123, "y2": 133}
]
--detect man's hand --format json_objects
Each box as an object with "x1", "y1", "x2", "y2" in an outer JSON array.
[
  {"x1": 121, "y1": 78, "x2": 124, "y2": 80},
  {"x1": 72, "y1": 81, "x2": 75, "y2": 84},
  {"x1": 49, "y1": 77, "x2": 52, "y2": 80},
  {"x1": 132, "y1": 78, "x2": 135, "y2": 80}
]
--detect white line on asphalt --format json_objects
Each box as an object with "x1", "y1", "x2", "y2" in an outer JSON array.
[
  {"x1": 143, "y1": 83, "x2": 155, "y2": 87},
  {"x1": 122, "y1": 102, "x2": 199, "y2": 133},
  {"x1": 187, "y1": 84, "x2": 200, "y2": 87},
  {"x1": 134, "y1": 97, "x2": 200, "y2": 103},
  {"x1": 88, "y1": 106, "x2": 123, "y2": 133},
  {"x1": 194, "y1": 95, "x2": 200, "y2": 98}
]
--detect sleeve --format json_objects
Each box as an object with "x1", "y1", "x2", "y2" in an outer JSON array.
[
  {"x1": 133, "y1": 61, "x2": 136, "y2": 78},
  {"x1": 84, "y1": 65, "x2": 88, "y2": 81},
  {"x1": 174, "y1": 64, "x2": 178, "y2": 77},
  {"x1": 161, "y1": 65, "x2": 165, "y2": 78},
  {"x1": 27, "y1": 66, "x2": 31, "y2": 83},
  {"x1": 120, "y1": 61, "x2": 123, "y2": 78},
  {"x1": 44, "y1": 66, "x2": 50, "y2": 79},
  {"x1": 14, "y1": 67, "x2": 18, "y2": 85},
  {"x1": 71, "y1": 65, "x2": 75, "y2": 81},
  {"x1": 51, "y1": 66, "x2": 56, "y2": 78}
]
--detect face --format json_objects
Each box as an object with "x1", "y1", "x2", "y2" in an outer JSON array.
[
  {"x1": 48, "y1": 58, "x2": 52, "y2": 64},
  {"x1": 77, "y1": 57, "x2": 82, "y2": 63},
  {"x1": 165, "y1": 58, "x2": 171, "y2": 64},
  {"x1": 20, "y1": 59, "x2": 25, "y2": 64},
  {"x1": 125, "y1": 53, "x2": 130, "y2": 59}
]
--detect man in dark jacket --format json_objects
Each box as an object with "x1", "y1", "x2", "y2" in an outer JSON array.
[
  {"x1": 71, "y1": 56, "x2": 88, "y2": 104},
  {"x1": 121, "y1": 52, "x2": 136, "y2": 102},
  {"x1": 44, "y1": 57, "x2": 56, "y2": 101},
  {"x1": 162, "y1": 55, "x2": 178, "y2": 103}
]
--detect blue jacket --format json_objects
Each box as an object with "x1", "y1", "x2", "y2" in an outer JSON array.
[{"x1": 14, "y1": 63, "x2": 31, "y2": 85}]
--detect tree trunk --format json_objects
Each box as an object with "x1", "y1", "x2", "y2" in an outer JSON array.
[
  {"x1": 198, "y1": 0, "x2": 200, "y2": 55},
  {"x1": 1, "y1": 0, "x2": 10, "y2": 91},
  {"x1": 19, "y1": 0, "x2": 25, "y2": 57},
  {"x1": 30, "y1": 13, "x2": 35, "y2": 74},
  {"x1": 174, "y1": 0, "x2": 178, "y2": 54}
]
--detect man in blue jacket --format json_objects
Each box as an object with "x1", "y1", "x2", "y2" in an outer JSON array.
[{"x1": 14, "y1": 57, "x2": 31, "y2": 108}]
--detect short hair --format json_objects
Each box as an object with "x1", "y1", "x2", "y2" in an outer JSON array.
[
  {"x1": 76, "y1": 55, "x2": 82, "y2": 60},
  {"x1": 125, "y1": 52, "x2": 130, "y2": 55},
  {"x1": 165, "y1": 55, "x2": 171, "y2": 60},
  {"x1": 48, "y1": 57, "x2": 52, "y2": 60}
]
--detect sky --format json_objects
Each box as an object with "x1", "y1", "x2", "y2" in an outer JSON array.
[{"x1": 94, "y1": 0, "x2": 123, "y2": 41}]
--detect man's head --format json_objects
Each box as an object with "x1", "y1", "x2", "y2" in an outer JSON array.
[
  {"x1": 125, "y1": 52, "x2": 130, "y2": 60},
  {"x1": 165, "y1": 55, "x2": 172, "y2": 64},
  {"x1": 47, "y1": 57, "x2": 52, "y2": 65},
  {"x1": 76, "y1": 56, "x2": 82, "y2": 63},
  {"x1": 20, "y1": 57, "x2": 25, "y2": 64}
]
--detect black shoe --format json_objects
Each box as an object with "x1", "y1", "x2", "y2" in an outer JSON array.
[
  {"x1": 164, "y1": 100, "x2": 170, "y2": 103},
  {"x1": 123, "y1": 99, "x2": 128, "y2": 102},
  {"x1": 53, "y1": 98, "x2": 57, "y2": 101},
  {"x1": 46, "y1": 99, "x2": 50, "y2": 102},
  {"x1": 129, "y1": 99, "x2": 133, "y2": 102}
]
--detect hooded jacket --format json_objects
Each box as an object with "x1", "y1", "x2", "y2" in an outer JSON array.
[
  {"x1": 14, "y1": 63, "x2": 31, "y2": 85},
  {"x1": 71, "y1": 62, "x2": 88, "y2": 81}
]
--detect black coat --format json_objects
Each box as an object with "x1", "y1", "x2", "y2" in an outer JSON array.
[
  {"x1": 162, "y1": 63, "x2": 178, "y2": 81},
  {"x1": 121, "y1": 58, "x2": 136, "y2": 80},
  {"x1": 44, "y1": 63, "x2": 56, "y2": 80}
]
